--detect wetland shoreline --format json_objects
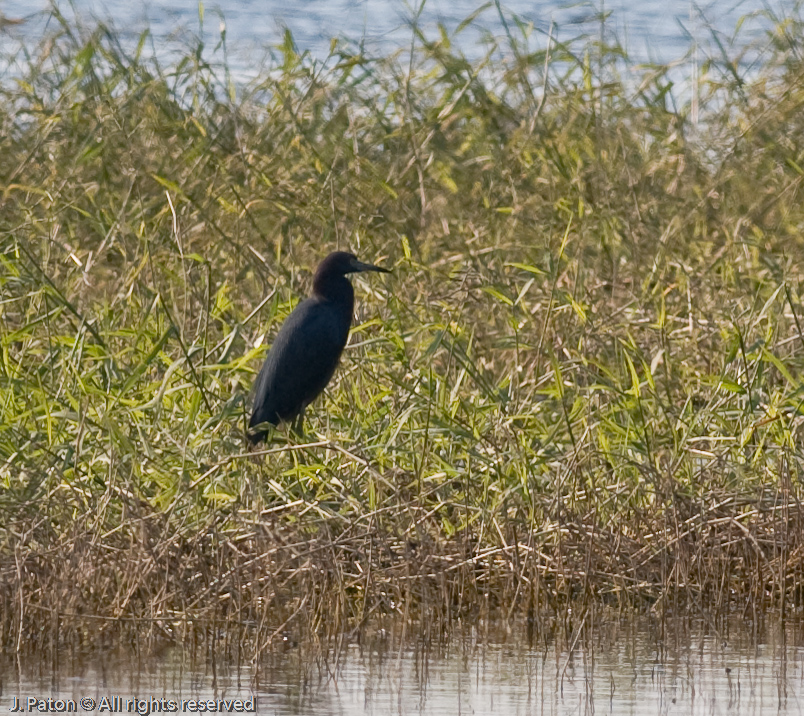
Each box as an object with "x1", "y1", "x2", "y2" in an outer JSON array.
[{"x1": 2, "y1": 8, "x2": 804, "y2": 650}]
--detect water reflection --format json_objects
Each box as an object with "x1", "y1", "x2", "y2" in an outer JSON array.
[{"x1": 2, "y1": 618, "x2": 803, "y2": 715}]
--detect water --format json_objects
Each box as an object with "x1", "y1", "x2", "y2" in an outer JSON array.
[
  {"x1": 3, "y1": 620, "x2": 804, "y2": 715},
  {"x1": 0, "y1": 0, "x2": 794, "y2": 75}
]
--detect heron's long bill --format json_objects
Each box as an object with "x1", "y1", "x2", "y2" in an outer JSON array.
[{"x1": 350, "y1": 258, "x2": 391, "y2": 273}]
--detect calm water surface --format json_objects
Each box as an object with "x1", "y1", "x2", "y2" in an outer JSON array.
[
  {"x1": 0, "y1": 0, "x2": 795, "y2": 76},
  {"x1": 3, "y1": 619, "x2": 804, "y2": 715}
]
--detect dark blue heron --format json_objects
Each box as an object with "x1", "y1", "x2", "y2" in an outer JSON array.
[{"x1": 248, "y1": 251, "x2": 390, "y2": 443}]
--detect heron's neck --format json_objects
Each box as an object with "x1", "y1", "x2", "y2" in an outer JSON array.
[{"x1": 313, "y1": 274, "x2": 355, "y2": 316}]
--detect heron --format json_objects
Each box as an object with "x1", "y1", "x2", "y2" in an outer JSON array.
[{"x1": 248, "y1": 251, "x2": 390, "y2": 443}]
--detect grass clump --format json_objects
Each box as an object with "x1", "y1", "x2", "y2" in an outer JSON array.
[{"x1": 2, "y1": 5, "x2": 804, "y2": 651}]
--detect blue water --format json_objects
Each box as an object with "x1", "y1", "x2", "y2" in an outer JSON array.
[{"x1": 0, "y1": 0, "x2": 795, "y2": 74}]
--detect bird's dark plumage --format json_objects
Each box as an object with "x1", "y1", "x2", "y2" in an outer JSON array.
[{"x1": 248, "y1": 251, "x2": 389, "y2": 443}]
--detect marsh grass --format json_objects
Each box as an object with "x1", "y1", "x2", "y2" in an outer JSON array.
[{"x1": 2, "y1": 3, "x2": 804, "y2": 653}]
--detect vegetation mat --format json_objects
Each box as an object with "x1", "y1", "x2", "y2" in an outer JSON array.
[{"x1": 2, "y1": 5, "x2": 804, "y2": 650}]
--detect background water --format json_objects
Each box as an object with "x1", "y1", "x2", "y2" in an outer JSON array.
[
  {"x1": 0, "y1": 0, "x2": 796, "y2": 77},
  {"x1": 3, "y1": 620, "x2": 804, "y2": 715}
]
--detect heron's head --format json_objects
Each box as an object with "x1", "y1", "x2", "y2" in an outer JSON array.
[
  {"x1": 312, "y1": 251, "x2": 390, "y2": 300},
  {"x1": 319, "y1": 251, "x2": 391, "y2": 277}
]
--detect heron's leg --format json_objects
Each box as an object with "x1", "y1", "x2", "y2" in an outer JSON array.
[
  {"x1": 290, "y1": 407, "x2": 306, "y2": 441},
  {"x1": 289, "y1": 408, "x2": 309, "y2": 484},
  {"x1": 246, "y1": 421, "x2": 277, "y2": 451}
]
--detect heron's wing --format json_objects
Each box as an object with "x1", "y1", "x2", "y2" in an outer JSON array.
[{"x1": 250, "y1": 299, "x2": 349, "y2": 429}]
